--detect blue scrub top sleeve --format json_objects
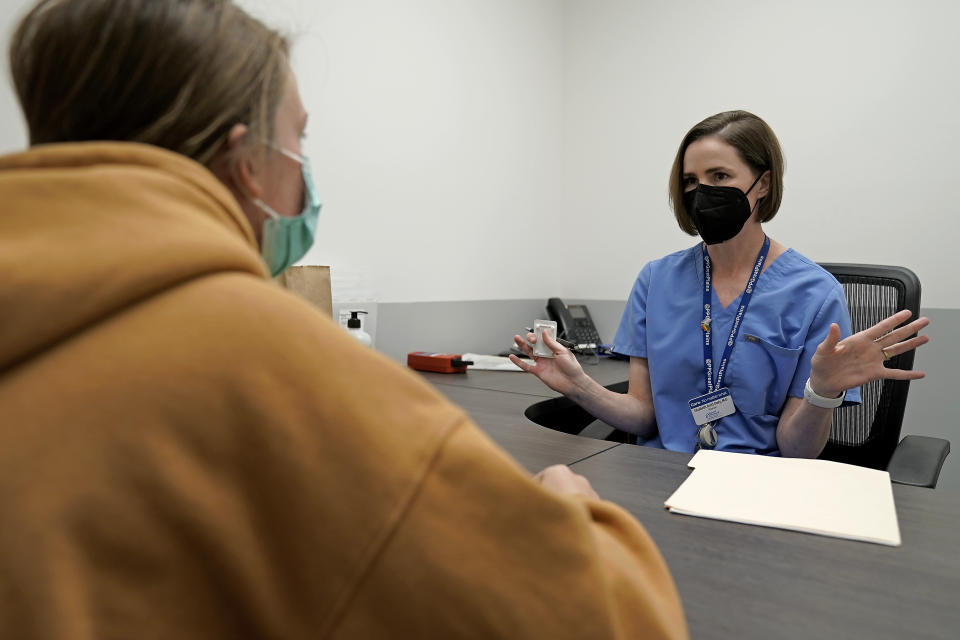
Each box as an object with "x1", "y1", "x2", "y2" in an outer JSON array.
[
  {"x1": 787, "y1": 283, "x2": 862, "y2": 405},
  {"x1": 612, "y1": 263, "x2": 652, "y2": 358}
]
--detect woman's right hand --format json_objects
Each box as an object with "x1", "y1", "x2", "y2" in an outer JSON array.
[
  {"x1": 533, "y1": 465, "x2": 599, "y2": 499},
  {"x1": 508, "y1": 329, "x2": 587, "y2": 396}
]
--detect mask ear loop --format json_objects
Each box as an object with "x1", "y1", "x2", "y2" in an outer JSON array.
[
  {"x1": 274, "y1": 146, "x2": 306, "y2": 164},
  {"x1": 262, "y1": 144, "x2": 310, "y2": 214},
  {"x1": 238, "y1": 144, "x2": 303, "y2": 220},
  {"x1": 252, "y1": 198, "x2": 281, "y2": 219},
  {"x1": 224, "y1": 141, "x2": 272, "y2": 215},
  {"x1": 744, "y1": 169, "x2": 768, "y2": 213}
]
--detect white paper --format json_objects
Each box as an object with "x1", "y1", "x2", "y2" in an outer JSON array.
[
  {"x1": 664, "y1": 450, "x2": 901, "y2": 546},
  {"x1": 462, "y1": 353, "x2": 524, "y2": 372}
]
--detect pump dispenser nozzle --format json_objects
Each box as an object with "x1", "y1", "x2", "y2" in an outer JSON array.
[
  {"x1": 347, "y1": 310, "x2": 367, "y2": 329},
  {"x1": 346, "y1": 310, "x2": 372, "y2": 347}
]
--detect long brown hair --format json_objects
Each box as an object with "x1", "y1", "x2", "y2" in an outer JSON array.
[
  {"x1": 9, "y1": 0, "x2": 289, "y2": 166},
  {"x1": 669, "y1": 110, "x2": 785, "y2": 235}
]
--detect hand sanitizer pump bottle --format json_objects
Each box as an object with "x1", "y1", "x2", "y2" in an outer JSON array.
[{"x1": 347, "y1": 310, "x2": 372, "y2": 347}]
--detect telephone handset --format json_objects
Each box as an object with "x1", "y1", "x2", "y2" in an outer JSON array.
[{"x1": 546, "y1": 298, "x2": 602, "y2": 347}]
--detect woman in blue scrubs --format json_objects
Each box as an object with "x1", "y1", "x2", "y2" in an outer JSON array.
[{"x1": 511, "y1": 110, "x2": 930, "y2": 457}]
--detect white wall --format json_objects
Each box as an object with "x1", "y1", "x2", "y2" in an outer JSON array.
[
  {"x1": 562, "y1": 0, "x2": 960, "y2": 308},
  {"x1": 0, "y1": 0, "x2": 31, "y2": 150},
  {"x1": 243, "y1": 0, "x2": 568, "y2": 303},
  {"x1": 3, "y1": 0, "x2": 958, "y2": 307}
]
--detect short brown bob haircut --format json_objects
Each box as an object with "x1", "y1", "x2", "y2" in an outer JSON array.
[
  {"x1": 669, "y1": 110, "x2": 785, "y2": 236},
  {"x1": 9, "y1": 0, "x2": 289, "y2": 166}
]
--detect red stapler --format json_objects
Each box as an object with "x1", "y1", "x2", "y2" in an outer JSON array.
[{"x1": 407, "y1": 352, "x2": 474, "y2": 374}]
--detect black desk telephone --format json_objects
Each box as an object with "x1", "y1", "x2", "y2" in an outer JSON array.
[{"x1": 546, "y1": 298, "x2": 602, "y2": 347}]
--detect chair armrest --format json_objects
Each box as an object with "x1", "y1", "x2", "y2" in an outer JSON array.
[{"x1": 888, "y1": 435, "x2": 951, "y2": 488}]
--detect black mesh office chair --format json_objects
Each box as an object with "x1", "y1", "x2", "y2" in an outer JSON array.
[{"x1": 818, "y1": 263, "x2": 950, "y2": 488}]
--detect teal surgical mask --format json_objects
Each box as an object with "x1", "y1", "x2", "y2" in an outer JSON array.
[{"x1": 252, "y1": 147, "x2": 322, "y2": 277}]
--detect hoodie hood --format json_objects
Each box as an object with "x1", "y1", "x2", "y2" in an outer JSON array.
[{"x1": 0, "y1": 141, "x2": 268, "y2": 373}]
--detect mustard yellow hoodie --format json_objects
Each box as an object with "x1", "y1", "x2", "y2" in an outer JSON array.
[{"x1": 0, "y1": 142, "x2": 687, "y2": 639}]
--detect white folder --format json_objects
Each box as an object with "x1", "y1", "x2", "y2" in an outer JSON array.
[{"x1": 664, "y1": 449, "x2": 901, "y2": 546}]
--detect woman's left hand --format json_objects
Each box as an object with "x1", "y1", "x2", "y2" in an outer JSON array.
[{"x1": 809, "y1": 309, "x2": 930, "y2": 398}]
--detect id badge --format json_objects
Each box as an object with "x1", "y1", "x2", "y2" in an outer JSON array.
[{"x1": 688, "y1": 388, "x2": 736, "y2": 426}]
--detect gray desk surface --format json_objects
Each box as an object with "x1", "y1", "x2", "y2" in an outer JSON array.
[
  {"x1": 429, "y1": 384, "x2": 618, "y2": 472},
  {"x1": 418, "y1": 356, "x2": 629, "y2": 397},
  {"x1": 415, "y1": 364, "x2": 960, "y2": 640},
  {"x1": 571, "y1": 444, "x2": 960, "y2": 640}
]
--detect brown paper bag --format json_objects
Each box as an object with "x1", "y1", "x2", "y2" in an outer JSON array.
[{"x1": 275, "y1": 266, "x2": 332, "y2": 316}]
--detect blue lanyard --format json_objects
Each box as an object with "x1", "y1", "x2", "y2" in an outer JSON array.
[{"x1": 701, "y1": 235, "x2": 770, "y2": 393}]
